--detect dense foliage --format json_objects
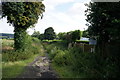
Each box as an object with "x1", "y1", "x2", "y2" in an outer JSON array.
[
  {"x1": 39, "y1": 33, "x2": 44, "y2": 40},
  {"x1": 82, "y1": 30, "x2": 89, "y2": 38},
  {"x1": 43, "y1": 41, "x2": 119, "y2": 78},
  {"x1": 85, "y1": 2, "x2": 120, "y2": 41},
  {"x1": 44, "y1": 27, "x2": 56, "y2": 40},
  {"x1": 57, "y1": 32, "x2": 66, "y2": 40},
  {"x1": 1, "y1": 2, "x2": 45, "y2": 51},
  {"x1": 57, "y1": 30, "x2": 81, "y2": 44},
  {"x1": 71, "y1": 30, "x2": 81, "y2": 42},
  {"x1": 85, "y1": 2, "x2": 120, "y2": 54},
  {"x1": 85, "y1": 2, "x2": 120, "y2": 77}
]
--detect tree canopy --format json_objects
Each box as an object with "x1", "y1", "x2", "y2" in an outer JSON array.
[
  {"x1": 57, "y1": 32, "x2": 66, "y2": 40},
  {"x1": 44, "y1": 27, "x2": 56, "y2": 40},
  {"x1": 71, "y1": 30, "x2": 81, "y2": 42},
  {"x1": 85, "y1": 2, "x2": 120, "y2": 77},
  {"x1": 2, "y1": 2, "x2": 45, "y2": 29},
  {"x1": 57, "y1": 30, "x2": 81, "y2": 43},
  {"x1": 85, "y1": 2, "x2": 120, "y2": 68},
  {"x1": 85, "y1": 2, "x2": 120, "y2": 43},
  {"x1": 39, "y1": 34, "x2": 44, "y2": 41}
]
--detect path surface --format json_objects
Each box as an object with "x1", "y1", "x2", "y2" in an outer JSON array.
[{"x1": 16, "y1": 53, "x2": 58, "y2": 79}]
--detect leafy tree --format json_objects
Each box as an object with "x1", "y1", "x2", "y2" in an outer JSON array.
[
  {"x1": 71, "y1": 30, "x2": 81, "y2": 42},
  {"x1": 60, "y1": 30, "x2": 81, "y2": 44},
  {"x1": 82, "y1": 30, "x2": 89, "y2": 38},
  {"x1": 66, "y1": 30, "x2": 80, "y2": 43},
  {"x1": 44, "y1": 27, "x2": 56, "y2": 40},
  {"x1": 85, "y1": 2, "x2": 120, "y2": 77},
  {"x1": 58, "y1": 32, "x2": 66, "y2": 40},
  {"x1": 1, "y1": 2, "x2": 45, "y2": 51},
  {"x1": 85, "y1": 2, "x2": 120, "y2": 55},
  {"x1": 39, "y1": 33, "x2": 44, "y2": 40},
  {"x1": 31, "y1": 30, "x2": 40, "y2": 38}
]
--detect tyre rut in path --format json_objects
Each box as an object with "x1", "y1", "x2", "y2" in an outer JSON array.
[{"x1": 17, "y1": 53, "x2": 58, "y2": 79}]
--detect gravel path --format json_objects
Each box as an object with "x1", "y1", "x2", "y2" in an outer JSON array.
[{"x1": 16, "y1": 53, "x2": 58, "y2": 79}]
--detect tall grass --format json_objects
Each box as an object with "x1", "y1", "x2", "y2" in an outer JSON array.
[
  {"x1": 2, "y1": 54, "x2": 38, "y2": 78},
  {"x1": 2, "y1": 37, "x2": 45, "y2": 78}
]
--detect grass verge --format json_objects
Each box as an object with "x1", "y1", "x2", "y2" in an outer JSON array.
[
  {"x1": 2, "y1": 54, "x2": 39, "y2": 78},
  {"x1": 2, "y1": 38, "x2": 45, "y2": 79}
]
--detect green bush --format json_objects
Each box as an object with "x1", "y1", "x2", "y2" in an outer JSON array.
[
  {"x1": 53, "y1": 50, "x2": 66, "y2": 66},
  {"x1": 49, "y1": 47, "x2": 58, "y2": 60}
]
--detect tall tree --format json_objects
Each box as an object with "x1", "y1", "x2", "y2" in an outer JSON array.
[
  {"x1": 1, "y1": 2, "x2": 45, "y2": 51},
  {"x1": 85, "y1": 2, "x2": 120, "y2": 77},
  {"x1": 85, "y1": 2, "x2": 120, "y2": 59},
  {"x1": 60, "y1": 30, "x2": 81, "y2": 44},
  {"x1": 44, "y1": 27, "x2": 56, "y2": 40},
  {"x1": 71, "y1": 30, "x2": 81, "y2": 42},
  {"x1": 65, "y1": 30, "x2": 81, "y2": 43}
]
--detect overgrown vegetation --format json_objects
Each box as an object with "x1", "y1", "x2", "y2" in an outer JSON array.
[
  {"x1": 43, "y1": 41, "x2": 119, "y2": 78},
  {"x1": 85, "y1": 2, "x2": 120, "y2": 58},
  {"x1": 2, "y1": 37, "x2": 45, "y2": 78},
  {"x1": 85, "y1": 2, "x2": 120, "y2": 77}
]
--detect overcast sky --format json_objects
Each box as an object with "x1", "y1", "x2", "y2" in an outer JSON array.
[{"x1": 0, "y1": 0, "x2": 91, "y2": 35}]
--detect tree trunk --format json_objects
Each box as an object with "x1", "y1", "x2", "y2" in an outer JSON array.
[{"x1": 14, "y1": 27, "x2": 28, "y2": 51}]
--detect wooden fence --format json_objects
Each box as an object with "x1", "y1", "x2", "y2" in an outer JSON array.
[{"x1": 69, "y1": 43, "x2": 95, "y2": 53}]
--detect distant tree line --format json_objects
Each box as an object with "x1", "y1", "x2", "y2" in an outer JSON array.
[
  {"x1": 31, "y1": 27, "x2": 81, "y2": 44},
  {"x1": 0, "y1": 33, "x2": 14, "y2": 39},
  {"x1": 31, "y1": 27, "x2": 56, "y2": 40}
]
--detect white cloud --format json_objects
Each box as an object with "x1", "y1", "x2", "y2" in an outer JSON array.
[
  {"x1": 0, "y1": 18, "x2": 14, "y2": 34},
  {"x1": 32, "y1": 0, "x2": 90, "y2": 34},
  {"x1": 68, "y1": 3, "x2": 87, "y2": 15}
]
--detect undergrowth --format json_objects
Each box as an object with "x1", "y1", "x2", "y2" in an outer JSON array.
[{"x1": 43, "y1": 41, "x2": 119, "y2": 78}]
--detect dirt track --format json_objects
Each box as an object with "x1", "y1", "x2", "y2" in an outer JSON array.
[{"x1": 16, "y1": 53, "x2": 58, "y2": 79}]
